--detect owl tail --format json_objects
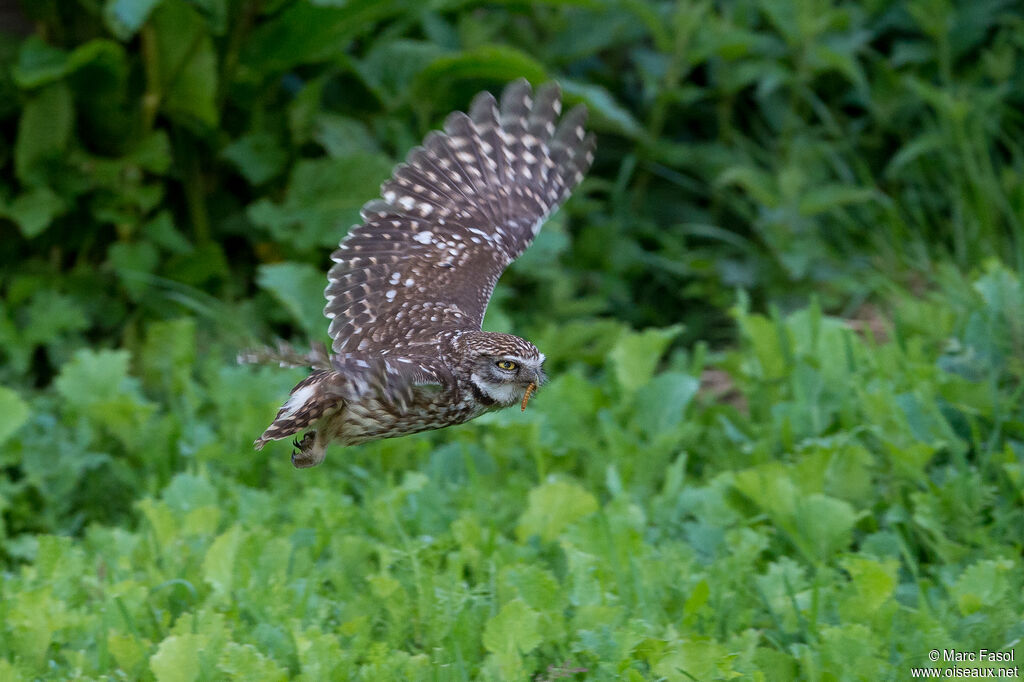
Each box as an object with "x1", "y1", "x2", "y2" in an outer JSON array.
[{"x1": 253, "y1": 369, "x2": 336, "y2": 449}]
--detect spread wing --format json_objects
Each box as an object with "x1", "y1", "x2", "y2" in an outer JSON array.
[{"x1": 323, "y1": 79, "x2": 596, "y2": 354}]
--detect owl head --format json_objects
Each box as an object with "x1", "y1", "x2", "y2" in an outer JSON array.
[{"x1": 458, "y1": 331, "x2": 547, "y2": 408}]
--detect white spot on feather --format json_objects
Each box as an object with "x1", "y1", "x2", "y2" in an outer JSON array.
[
  {"x1": 281, "y1": 382, "x2": 317, "y2": 418},
  {"x1": 467, "y1": 227, "x2": 492, "y2": 243},
  {"x1": 413, "y1": 231, "x2": 433, "y2": 244}
]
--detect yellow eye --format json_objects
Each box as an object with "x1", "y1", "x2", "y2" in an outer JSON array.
[{"x1": 496, "y1": 360, "x2": 518, "y2": 371}]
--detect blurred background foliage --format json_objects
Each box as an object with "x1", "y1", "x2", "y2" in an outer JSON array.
[
  {"x1": 3, "y1": 0, "x2": 1023, "y2": 370},
  {"x1": 1, "y1": 0, "x2": 1023, "y2": 679}
]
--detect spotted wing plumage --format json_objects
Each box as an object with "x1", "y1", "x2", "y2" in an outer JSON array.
[
  {"x1": 253, "y1": 353, "x2": 452, "y2": 449},
  {"x1": 324, "y1": 79, "x2": 596, "y2": 355},
  {"x1": 325, "y1": 353, "x2": 453, "y2": 411}
]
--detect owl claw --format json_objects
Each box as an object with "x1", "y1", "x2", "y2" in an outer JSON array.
[{"x1": 290, "y1": 432, "x2": 316, "y2": 465}]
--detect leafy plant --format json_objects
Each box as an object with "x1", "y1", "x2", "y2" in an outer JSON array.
[
  {"x1": 0, "y1": 263, "x2": 1020, "y2": 679},
  {"x1": 1, "y1": 0, "x2": 1023, "y2": 679}
]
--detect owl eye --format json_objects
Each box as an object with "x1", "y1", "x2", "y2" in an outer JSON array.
[{"x1": 495, "y1": 360, "x2": 518, "y2": 371}]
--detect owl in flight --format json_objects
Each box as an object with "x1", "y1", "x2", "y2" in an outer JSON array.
[{"x1": 250, "y1": 79, "x2": 595, "y2": 468}]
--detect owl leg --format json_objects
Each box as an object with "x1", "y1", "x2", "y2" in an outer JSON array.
[{"x1": 290, "y1": 431, "x2": 324, "y2": 469}]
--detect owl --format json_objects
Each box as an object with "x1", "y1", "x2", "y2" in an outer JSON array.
[{"x1": 249, "y1": 79, "x2": 595, "y2": 468}]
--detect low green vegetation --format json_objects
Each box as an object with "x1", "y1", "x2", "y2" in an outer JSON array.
[
  {"x1": 2, "y1": 265, "x2": 1022, "y2": 680},
  {"x1": 1, "y1": 0, "x2": 1022, "y2": 680}
]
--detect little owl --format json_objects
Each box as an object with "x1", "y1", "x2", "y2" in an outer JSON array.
[{"x1": 248, "y1": 79, "x2": 595, "y2": 468}]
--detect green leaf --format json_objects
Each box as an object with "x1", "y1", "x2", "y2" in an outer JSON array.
[
  {"x1": 716, "y1": 165, "x2": 778, "y2": 207},
  {"x1": 885, "y1": 132, "x2": 946, "y2": 176},
  {"x1": 151, "y1": 0, "x2": 218, "y2": 130},
  {"x1": 203, "y1": 525, "x2": 245, "y2": 598},
  {"x1": 631, "y1": 371, "x2": 699, "y2": 434},
  {"x1": 217, "y1": 642, "x2": 289, "y2": 681},
  {"x1": 499, "y1": 564, "x2": 562, "y2": 615},
  {"x1": 797, "y1": 184, "x2": 879, "y2": 216},
  {"x1": 54, "y1": 348, "x2": 132, "y2": 406},
  {"x1": 257, "y1": 262, "x2": 327, "y2": 340},
  {"x1": 794, "y1": 494, "x2": 858, "y2": 561},
  {"x1": 142, "y1": 211, "x2": 193, "y2": 254},
  {"x1": 162, "y1": 472, "x2": 218, "y2": 513},
  {"x1": 653, "y1": 638, "x2": 733, "y2": 681},
  {"x1": 509, "y1": 217, "x2": 569, "y2": 273},
  {"x1": 535, "y1": 370, "x2": 603, "y2": 454},
  {"x1": 483, "y1": 599, "x2": 542, "y2": 676},
  {"x1": 108, "y1": 241, "x2": 160, "y2": 300},
  {"x1": 248, "y1": 154, "x2": 395, "y2": 251},
  {"x1": 950, "y1": 559, "x2": 1014, "y2": 615},
  {"x1": 140, "y1": 317, "x2": 197, "y2": 393},
  {"x1": 11, "y1": 36, "x2": 68, "y2": 87},
  {"x1": 242, "y1": 0, "x2": 402, "y2": 74},
  {"x1": 517, "y1": 478, "x2": 598, "y2": 542},
  {"x1": 150, "y1": 633, "x2": 204, "y2": 682},
  {"x1": 413, "y1": 46, "x2": 548, "y2": 104},
  {"x1": 129, "y1": 131, "x2": 173, "y2": 174},
  {"x1": 0, "y1": 386, "x2": 30, "y2": 446},
  {"x1": 607, "y1": 325, "x2": 682, "y2": 393},
  {"x1": 561, "y1": 79, "x2": 644, "y2": 139},
  {"x1": 13, "y1": 36, "x2": 127, "y2": 88},
  {"x1": 15, "y1": 81, "x2": 73, "y2": 185},
  {"x1": 734, "y1": 310, "x2": 788, "y2": 380},
  {"x1": 819, "y1": 624, "x2": 886, "y2": 681},
  {"x1": 163, "y1": 241, "x2": 228, "y2": 286},
  {"x1": 108, "y1": 632, "x2": 149, "y2": 677},
  {"x1": 104, "y1": 0, "x2": 164, "y2": 40},
  {"x1": 840, "y1": 556, "x2": 898, "y2": 618},
  {"x1": 683, "y1": 579, "x2": 710, "y2": 619},
  {"x1": 355, "y1": 39, "x2": 448, "y2": 106},
  {"x1": 1, "y1": 186, "x2": 66, "y2": 237},
  {"x1": 221, "y1": 132, "x2": 288, "y2": 185},
  {"x1": 54, "y1": 348, "x2": 155, "y2": 442},
  {"x1": 21, "y1": 289, "x2": 88, "y2": 346},
  {"x1": 312, "y1": 114, "x2": 381, "y2": 159}
]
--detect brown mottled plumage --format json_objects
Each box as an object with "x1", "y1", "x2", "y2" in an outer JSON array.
[{"x1": 247, "y1": 79, "x2": 594, "y2": 468}]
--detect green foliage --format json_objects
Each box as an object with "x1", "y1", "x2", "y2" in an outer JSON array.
[
  {"x1": 2, "y1": 0, "x2": 1022, "y2": 367},
  {"x1": 1, "y1": 263, "x2": 1021, "y2": 679},
  {"x1": 2, "y1": 0, "x2": 1023, "y2": 679},
  {"x1": 0, "y1": 386, "x2": 29, "y2": 445}
]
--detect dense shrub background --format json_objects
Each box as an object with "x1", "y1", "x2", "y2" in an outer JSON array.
[{"x1": 1, "y1": 0, "x2": 1022, "y2": 679}]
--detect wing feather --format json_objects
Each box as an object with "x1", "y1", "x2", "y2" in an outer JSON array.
[
  {"x1": 324, "y1": 79, "x2": 595, "y2": 354},
  {"x1": 253, "y1": 354, "x2": 453, "y2": 447}
]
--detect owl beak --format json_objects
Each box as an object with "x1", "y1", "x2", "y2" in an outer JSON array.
[{"x1": 521, "y1": 382, "x2": 537, "y2": 411}]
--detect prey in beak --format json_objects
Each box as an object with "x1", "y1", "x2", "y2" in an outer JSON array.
[{"x1": 521, "y1": 382, "x2": 537, "y2": 411}]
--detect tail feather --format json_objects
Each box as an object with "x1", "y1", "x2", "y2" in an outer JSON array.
[{"x1": 254, "y1": 370, "x2": 335, "y2": 448}]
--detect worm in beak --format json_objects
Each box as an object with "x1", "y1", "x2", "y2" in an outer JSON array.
[{"x1": 521, "y1": 382, "x2": 537, "y2": 411}]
